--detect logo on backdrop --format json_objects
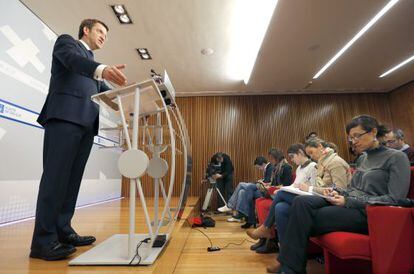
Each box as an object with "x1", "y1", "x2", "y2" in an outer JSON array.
[{"x1": 0, "y1": 99, "x2": 38, "y2": 127}]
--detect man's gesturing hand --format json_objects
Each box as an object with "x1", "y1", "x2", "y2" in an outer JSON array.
[{"x1": 102, "y1": 64, "x2": 127, "y2": 86}]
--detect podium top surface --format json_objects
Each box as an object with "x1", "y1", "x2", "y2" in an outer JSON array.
[
  {"x1": 92, "y1": 80, "x2": 155, "y2": 100},
  {"x1": 92, "y1": 79, "x2": 164, "y2": 116}
]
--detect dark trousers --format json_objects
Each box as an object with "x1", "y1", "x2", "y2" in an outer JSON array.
[
  {"x1": 216, "y1": 176, "x2": 233, "y2": 208},
  {"x1": 264, "y1": 191, "x2": 297, "y2": 244},
  {"x1": 278, "y1": 195, "x2": 368, "y2": 273},
  {"x1": 244, "y1": 187, "x2": 262, "y2": 224},
  {"x1": 31, "y1": 119, "x2": 94, "y2": 249}
]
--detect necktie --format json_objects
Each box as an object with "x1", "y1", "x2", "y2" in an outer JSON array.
[{"x1": 88, "y1": 50, "x2": 94, "y2": 60}]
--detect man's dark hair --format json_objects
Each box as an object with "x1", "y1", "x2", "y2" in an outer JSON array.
[
  {"x1": 215, "y1": 152, "x2": 224, "y2": 159},
  {"x1": 254, "y1": 156, "x2": 268, "y2": 166},
  {"x1": 306, "y1": 132, "x2": 318, "y2": 140},
  {"x1": 268, "y1": 148, "x2": 285, "y2": 162},
  {"x1": 393, "y1": 129, "x2": 405, "y2": 140},
  {"x1": 345, "y1": 115, "x2": 388, "y2": 137},
  {"x1": 78, "y1": 19, "x2": 109, "y2": 39},
  {"x1": 287, "y1": 143, "x2": 306, "y2": 155}
]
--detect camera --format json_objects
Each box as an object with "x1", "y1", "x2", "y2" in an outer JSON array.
[{"x1": 205, "y1": 162, "x2": 221, "y2": 184}]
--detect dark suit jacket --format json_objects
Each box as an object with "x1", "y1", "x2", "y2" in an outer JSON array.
[{"x1": 37, "y1": 34, "x2": 111, "y2": 135}]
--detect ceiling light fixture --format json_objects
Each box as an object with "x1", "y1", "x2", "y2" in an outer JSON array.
[
  {"x1": 379, "y1": 54, "x2": 414, "y2": 78},
  {"x1": 119, "y1": 14, "x2": 131, "y2": 24},
  {"x1": 201, "y1": 48, "x2": 214, "y2": 56},
  {"x1": 312, "y1": 0, "x2": 400, "y2": 79},
  {"x1": 111, "y1": 4, "x2": 133, "y2": 24},
  {"x1": 136, "y1": 48, "x2": 152, "y2": 60},
  {"x1": 113, "y1": 5, "x2": 125, "y2": 14},
  {"x1": 226, "y1": 0, "x2": 278, "y2": 85}
]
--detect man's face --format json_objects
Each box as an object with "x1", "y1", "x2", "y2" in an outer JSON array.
[
  {"x1": 216, "y1": 156, "x2": 223, "y2": 163},
  {"x1": 256, "y1": 164, "x2": 266, "y2": 171},
  {"x1": 384, "y1": 132, "x2": 402, "y2": 149},
  {"x1": 83, "y1": 22, "x2": 107, "y2": 50}
]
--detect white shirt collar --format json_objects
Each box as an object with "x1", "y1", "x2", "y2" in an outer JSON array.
[
  {"x1": 401, "y1": 144, "x2": 410, "y2": 151},
  {"x1": 79, "y1": 39, "x2": 91, "y2": 51}
]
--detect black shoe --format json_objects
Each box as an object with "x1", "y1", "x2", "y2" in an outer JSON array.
[
  {"x1": 233, "y1": 212, "x2": 246, "y2": 220},
  {"x1": 256, "y1": 238, "x2": 279, "y2": 254},
  {"x1": 30, "y1": 241, "x2": 76, "y2": 261},
  {"x1": 241, "y1": 222, "x2": 256, "y2": 229},
  {"x1": 250, "y1": 238, "x2": 266, "y2": 251},
  {"x1": 60, "y1": 233, "x2": 96, "y2": 246}
]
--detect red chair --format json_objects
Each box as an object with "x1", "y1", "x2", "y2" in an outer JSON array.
[
  {"x1": 256, "y1": 196, "x2": 274, "y2": 226},
  {"x1": 256, "y1": 194, "x2": 277, "y2": 238},
  {"x1": 311, "y1": 166, "x2": 414, "y2": 274}
]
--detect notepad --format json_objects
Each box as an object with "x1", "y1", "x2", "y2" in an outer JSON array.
[{"x1": 279, "y1": 185, "x2": 332, "y2": 199}]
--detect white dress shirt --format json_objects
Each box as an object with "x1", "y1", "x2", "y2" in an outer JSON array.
[{"x1": 79, "y1": 39, "x2": 107, "y2": 81}]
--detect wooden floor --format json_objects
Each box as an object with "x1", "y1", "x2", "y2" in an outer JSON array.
[
  {"x1": 0, "y1": 197, "x2": 325, "y2": 274},
  {"x1": 0, "y1": 197, "x2": 198, "y2": 274},
  {"x1": 175, "y1": 214, "x2": 325, "y2": 274}
]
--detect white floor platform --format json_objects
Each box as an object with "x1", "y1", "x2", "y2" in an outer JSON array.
[{"x1": 69, "y1": 233, "x2": 169, "y2": 266}]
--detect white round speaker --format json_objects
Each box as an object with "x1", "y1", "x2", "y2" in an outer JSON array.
[
  {"x1": 147, "y1": 157, "x2": 169, "y2": 179},
  {"x1": 118, "y1": 149, "x2": 149, "y2": 178}
]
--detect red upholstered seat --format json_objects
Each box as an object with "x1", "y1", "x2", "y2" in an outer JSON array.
[
  {"x1": 256, "y1": 197, "x2": 273, "y2": 225},
  {"x1": 255, "y1": 197, "x2": 276, "y2": 238},
  {"x1": 311, "y1": 232, "x2": 371, "y2": 260},
  {"x1": 313, "y1": 166, "x2": 414, "y2": 274}
]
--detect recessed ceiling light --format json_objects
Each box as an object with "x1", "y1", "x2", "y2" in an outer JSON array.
[
  {"x1": 379, "y1": 54, "x2": 414, "y2": 78},
  {"x1": 136, "y1": 48, "x2": 152, "y2": 60},
  {"x1": 201, "y1": 48, "x2": 214, "y2": 56},
  {"x1": 118, "y1": 14, "x2": 131, "y2": 23},
  {"x1": 113, "y1": 5, "x2": 125, "y2": 14},
  {"x1": 111, "y1": 4, "x2": 133, "y2": 24},
  {"x1": 312, "y1": 0, "x2": 400, "y2": 79}
]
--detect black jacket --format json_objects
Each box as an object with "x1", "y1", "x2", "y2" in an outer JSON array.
[
  {"x1": 37, "y1": 34, "x2": 110, "y2": 135},
  {"x1": 221, "y1": 153, "x2": 234, "y2": 179},
  {"x1": 263, "y1": 163, "x2": 274, "y2": 183},
  {"x1": 271, "y1": 162, "x2": 292, "y2": 186}
]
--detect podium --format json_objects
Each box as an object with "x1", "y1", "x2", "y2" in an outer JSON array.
[{"x1": 69, "y1": 72, "x2": 192, "y2": 266}]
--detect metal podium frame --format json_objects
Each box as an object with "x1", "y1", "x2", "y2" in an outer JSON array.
[{"x1": 69, "y1": 74, "x2": 192, "y2": 266}]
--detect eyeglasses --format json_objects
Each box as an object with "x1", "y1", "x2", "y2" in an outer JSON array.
[
  {"x1": 347, "y1": 131, "x2": 369, "y2": 142},
  {"x1": 386, "y1": 139, "x2": 397, "y2": 145}
]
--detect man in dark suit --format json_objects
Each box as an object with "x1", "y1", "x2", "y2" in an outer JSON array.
[{"x1": 30, "y1": 19, "x2": 127, "y2": 261}]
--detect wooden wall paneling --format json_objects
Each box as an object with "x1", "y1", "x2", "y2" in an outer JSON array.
[{"x1": 389, "y1": 81, "x2": 414, "y2": 144}]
